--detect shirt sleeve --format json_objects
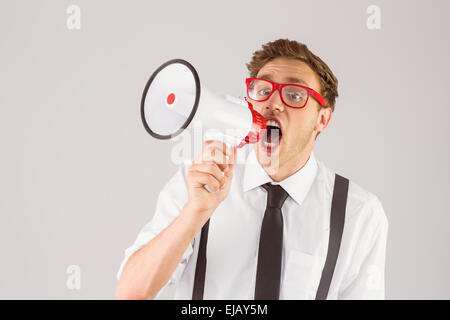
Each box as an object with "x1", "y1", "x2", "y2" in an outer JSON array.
[
  {"x1": 116, "y1": 163, "x2": 193, "y2": 298},
  {"x1": 338, "y1": 195, "x2": 389, "y2": 300}
]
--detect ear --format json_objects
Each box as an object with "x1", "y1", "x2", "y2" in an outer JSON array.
[{"x1": 315, "y1": 106, "x2": 332, "y2": 133}]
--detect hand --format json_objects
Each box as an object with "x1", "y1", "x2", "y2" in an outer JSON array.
[{"x1": 186, "y1": 140, "x2": 237, "y2": 215}]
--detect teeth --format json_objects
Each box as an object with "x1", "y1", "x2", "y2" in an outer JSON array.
[
  {"x1": 263, "y1": 140, "x2": 276, "y2": 147},
  {"x1": 266, "y1": 119, "x2": 280, "y2": 128}
]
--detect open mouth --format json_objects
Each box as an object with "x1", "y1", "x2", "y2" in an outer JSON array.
[{"x1": 261, "y1": 119, "x2": 282, "y2": 152}]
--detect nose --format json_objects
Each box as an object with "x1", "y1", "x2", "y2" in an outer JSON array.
[{"x1": 265, "y1": 89, "x2": 285, "y2": 112}]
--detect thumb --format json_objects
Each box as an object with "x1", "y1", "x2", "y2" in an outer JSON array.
[{"x1": 224, "y1": 147, "x2": 237, "y2": 178}]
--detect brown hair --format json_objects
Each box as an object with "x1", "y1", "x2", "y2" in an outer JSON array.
[{"x1": 246, "y1": 39, "x2": 338, "y2": 112}]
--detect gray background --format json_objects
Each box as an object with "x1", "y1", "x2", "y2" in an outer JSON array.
[{"x1": 0, "y1": 0, "x2": 449, "y2": 299}]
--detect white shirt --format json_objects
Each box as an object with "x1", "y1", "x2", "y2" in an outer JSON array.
[{"x1": 117, "y1": 145, "x2": 389, "y2": 300}]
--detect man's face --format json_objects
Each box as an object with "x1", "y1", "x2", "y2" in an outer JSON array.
[{"x1": 249, "y1": 57, "x2": 331, "y2": 176}]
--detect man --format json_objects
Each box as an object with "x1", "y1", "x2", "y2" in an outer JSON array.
[{"x1": 115, "y1": 39, "x2": 388, "y2": 300}]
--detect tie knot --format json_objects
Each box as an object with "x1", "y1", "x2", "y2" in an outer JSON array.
[{"x1": 262, "y1": 183, "x2": 289, "y2": 209}]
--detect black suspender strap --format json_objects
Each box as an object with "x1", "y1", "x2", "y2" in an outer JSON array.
[
  {"x1": 192, "y1": 219, "x2": 210, "y2": 300},
  {"x1": 315, "y1": 173, "x2": 349, "y2": 300},
  {"x1": 192, "y1": 173, "x2": 349, "y2": 300}
]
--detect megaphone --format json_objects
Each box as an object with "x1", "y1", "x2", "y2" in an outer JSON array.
[{"x1": 140, "y1": 59, "x2": 266, "y2": 147}]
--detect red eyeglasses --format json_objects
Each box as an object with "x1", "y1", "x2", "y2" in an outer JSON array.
[{"x1": 246, "y1": 78, "x2": 328, "y2": 109}]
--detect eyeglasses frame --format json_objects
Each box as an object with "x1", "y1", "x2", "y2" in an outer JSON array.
[{"x1": 245, "y1": 77, "x2": 328, "y2": 109}]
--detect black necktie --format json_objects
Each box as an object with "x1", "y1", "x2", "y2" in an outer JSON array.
[{"x1": 254, "y1": 183, "x2": 289, "y2": 300}]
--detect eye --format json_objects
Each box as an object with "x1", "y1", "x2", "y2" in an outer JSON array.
[
  {"x1": 286, "y1": 90, "x2": 306, "y2": 101},
  {"x1": 288, "y1": 92, "x2": 301, "y2": 100},
  {"x1": 289, "y1": 92, "x2": 300, "y2": 99},
  {"x1": 258, "y1": 89, "x2": 271, "y2": 96}
]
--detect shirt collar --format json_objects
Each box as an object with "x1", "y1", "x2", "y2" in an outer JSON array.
[{"x1": 243, "y1": 147, "x2": 318, "y2": 206}]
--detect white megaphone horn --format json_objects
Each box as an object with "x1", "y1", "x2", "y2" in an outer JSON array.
[{"x1": 140, "y1": 59, "x2": 266, "y2": 147}]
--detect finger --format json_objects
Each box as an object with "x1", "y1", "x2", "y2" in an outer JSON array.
[
  {"x1": 223, "y1": 147, "x2": 237, "y2": 176},
  {"x1": 204, "y1": 140, "x2": 230, "y2": 155},
  {"x1": 193, "y1": 141, "x2": 234, "y2": 171},
  {"x1": 204, "y1": 141, "x2": 233, "y2": 160},
  {"x1": 189, "y1": 162, "x2": 225, "y2": 186},
  {"x1": 203, "y1": 145, "x2": 235, "y2": 165},
  {"x1": 230, "y1": 146, "x2": 237, "y2": 164},
  {"x1": 201, "y1": 151, "x2": 230, "y2": 171},
  {"x1": 189, "y1": 171, "x2": 221, "y2": 192}
]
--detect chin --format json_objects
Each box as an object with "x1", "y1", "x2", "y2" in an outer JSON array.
[{"x1": 256, "y1": 137, "x2": 282, "y2": 172}]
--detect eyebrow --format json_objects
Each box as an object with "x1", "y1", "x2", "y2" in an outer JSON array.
[{"x1": 259, "y1": 74, "x2": 310, "y2": 87}]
